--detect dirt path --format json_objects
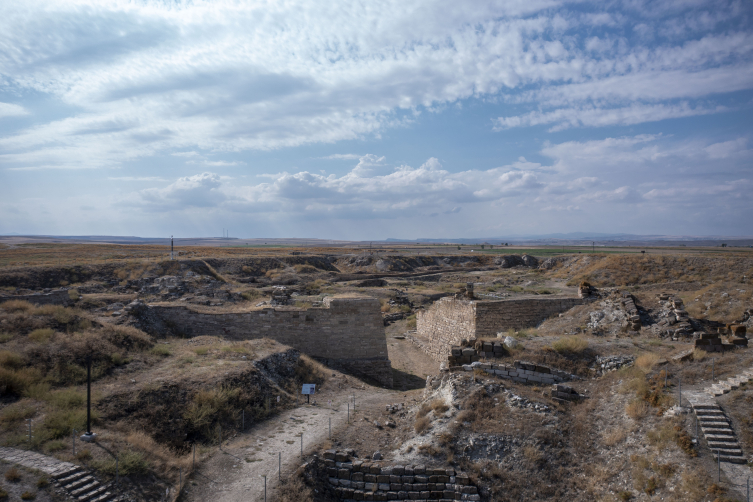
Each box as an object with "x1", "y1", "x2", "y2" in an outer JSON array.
[{"x1": 181, "y1": 378, "x2": 399, "y2": 502}]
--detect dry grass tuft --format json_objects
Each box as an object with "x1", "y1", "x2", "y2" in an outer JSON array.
[
  {"x1": 552, "y1": 335, "x2": 588, "y2": 354},
  {"x1": 626, "y1": 400, "x2": 648, "y2": 420},
  {"x1": 0, "y1": 300, "x2": 34, "y2": 313},
  {"x1": 414, "y1": 416, "x2": 430, "y2": 434},
  {"x1": 691, "y1": 348, "x2": 707, "y2": 361},
  {"x1": 635, "y1": 353, "x2": 660, "y2": 372}
]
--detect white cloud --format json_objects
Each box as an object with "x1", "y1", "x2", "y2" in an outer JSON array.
[
  {"x1": 0, "y1": 0, "x2": 750, "y2": 169},
  {"x1": 0, "y1": 103, "x2": 28, "y2": 118}
]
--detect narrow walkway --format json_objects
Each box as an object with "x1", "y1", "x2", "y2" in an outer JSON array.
[
  {"x1": 0, "y1": 447, "x2": 117, "y2": 501},
  {"x1": 706, "y1": 367, "x2": 753, "y2": 397}
]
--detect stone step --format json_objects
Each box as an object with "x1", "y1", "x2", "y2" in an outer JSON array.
[
  {"x1": 70, "y1": 481, "x2": 100, "y2": 498},
  {"x1": 706, "y1": 434, "x2": 739, "y2": 441},
  {"x1": 711, "y1": 448, "x2": 744, "y2": 456},
  {"x1": 691, "y1": 404, "x2": 720, "y2": 410},
  {"x1": 77, "y1": 484, "x2": 108, "y2": 502},
  {"x1": 706, "y1": 388, "x2": 725, "y2": 397},
  {"x1": 695, "y1": 409, "x2": 724, "y2": 416},
  {"x1": 57, "y1": 471, "x2": 88, "y2": 486},
  {"x1": 707, "y1": 442, "x2": 741, "y2": 450},
  {"x1": 715, "y1": 455, "x2": 748, "y2": 464},
  {"x1": 699, "y1": 421, "x2": 730, "y2": 429},
  {"x1": 89, "y1": 492, "x2": 114, "y2": 502},
  {"x1": 65, "y1": 475, "x2": 95, "y2": 491},
  {"x1": 51, "y1": 467, "x2": 81, "y2": 480},
  {"x1": 702, "y1": 427, "x2": 735, "y2": 436}
]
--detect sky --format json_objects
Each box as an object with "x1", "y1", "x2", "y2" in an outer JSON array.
[{"x1": 1, "y1": 0, "x2": 752, "y2": 240}]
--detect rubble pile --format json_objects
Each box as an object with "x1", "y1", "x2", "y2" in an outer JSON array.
[
  {"x1": 653, "y1": 295, "x2": 693, "y2": 339},
  {"x1": 594, "y1": 355, "x2": 635, "y2": 373}
]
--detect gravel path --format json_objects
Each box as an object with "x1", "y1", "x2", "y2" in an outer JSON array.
[{"x1": 181, "y1": 383, "x2": 397, "y2": 502}]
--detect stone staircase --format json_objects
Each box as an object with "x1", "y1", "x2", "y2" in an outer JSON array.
[
  {"x1": 52, "y1": 464, "x2": 116, "y2": 501},
  {"x1": 687, "y1": 399, "x2": 747, "y2": 464},
  {"x1": 706, "y1": 367, "x2": 753, "y2": 397},
  {"x1": 0, "y1": 447, "x2": 117, "y2": 501}
]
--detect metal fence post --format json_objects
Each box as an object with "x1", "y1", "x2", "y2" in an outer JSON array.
[
  {"x1": 301, "y1": 433, "x2": 303, "y2": 459},
  {"x1": 329, "y1": 417, "x2": 331, "y2": 439},
  {"x1": 347, "y1": 403, "x2": 350, "y2": 423},
  {"x1": 278, "y1": 452, "x2": 281, "y2": 482},
  {"x1": 263, "y1": 475, "x2": 267, "y2": 502}
]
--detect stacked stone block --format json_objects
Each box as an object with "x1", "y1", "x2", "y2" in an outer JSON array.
[
  {"x1": 621, "y1": 293, "x2": 641, "y2": 330},
  {"x1": 150, "y1": 297, "x2": 393, "y2": 386},
  {"x1": 550, "y1": 384, "x2": 581, "y2": 401},
  {"x1": 448, "y1": 341, "x2": 506, "y2": 365},
  {"x1": 416, "y1": 297, "x2": 584, "y2": 362},
  {"x1": 324, "y1": 450, "x2": 479, "y2": 501},
  {"x1": 694, "y1": 333, "x2": 732, "y2": 353},
  {"x1": 458, "y1": 360, "x2": 578, "y2": 385}
]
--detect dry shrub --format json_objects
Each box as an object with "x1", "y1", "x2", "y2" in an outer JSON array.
[
  {"x1": 98, "y1": 324, "x2": 153, "y2": 351},
  {"x1": 0, "y1": 367, "x2": 42, "y2": 397},
  {"x1": 28, "y1": 328, "x2": 54, "y2": 344},
  {"x1": 635, "y1": 353, "x2": 660, "y2": 372},
  {"x1": 0, "y1": 300, "x2": 34, "y2": 313},
  {"x1": 183, "y1": 387, "x2": 241, "y2": 438},
  {"x1": 240, "y1": 289, "x2": 262, "y2": 301},
  {"x1": 277, "y1": 474, "x2": 314, "y2": 502},
  {"x1": 626, "y1": 400, "x2": 648, "y2": 420},
  {"x1": 603, "y1": 428, "x2": 627, "y2": 446},
  {"x1": 692, "y1": 348, "x2": 707, "y2": 361},
  {"x1": 551, "y1": 335, "x2": 588, "y2": 354},
  {"x1": 4, "y1": 467, "x2": 20, "y2": 482},
  {"x1": 124, "y1": 431, "x2": 191, "y2": 475},
  {"x1": 522, "y1": 445, "x2": 543, "y2": 464},
  {"x1": 0, "y1": 350, "x2": 24, "y2": 369},
  {"x1": 430, "y1": 399, "x2": 449, "y2": 414},
  {"x1": 414, "y1": 416, "x2": 430, "y2": 434},
  {"x1": 293, "y1": 264, "x2": 319, "y2": 274}
]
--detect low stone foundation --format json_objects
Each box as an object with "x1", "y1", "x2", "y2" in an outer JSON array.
[
  {"x1": 454, "y1": 360, "x2": 579, "y2": 385},
  {"x1": 324, "y1": 450, "x2": 480, "y2": 501}
]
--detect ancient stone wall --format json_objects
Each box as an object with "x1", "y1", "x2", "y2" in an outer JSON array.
[
  {"x1": 150, "y1": 297, "x2": 392, "y2": 386},
  {"x1": 0, "y1": 289, "x2": 72, "y2": 307},
  {"x1": 324, "y1": 450, "x2": 480, "y2": 501},
  {"x1": 414, "y1": 298, "x2": 476, "y2": 362},
  {"x1": 417, "y1": 297, "x2": 584, "y2": 362}
]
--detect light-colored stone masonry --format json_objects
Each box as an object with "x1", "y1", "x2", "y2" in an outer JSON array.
[
  {"x1": 417, "y1": 297, "x2": 584, "y2": 362},
  {"x1": 152, "y1": 297, "x2": 393, "y2": 387}
]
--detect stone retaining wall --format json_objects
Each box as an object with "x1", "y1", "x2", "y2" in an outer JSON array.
[
  {"x1": 416, "y1": 297, "x2": 584, "y2": 361},
  {"x1": 151, "y1": 297, "x2": 392, "y2": 386},
  {"x1": 324, "y1": 450, "x2": 480, "y2": 501},
  {"x1": 456, "y1": 360, "x2": 579, "y2": 385},
  {"x1": 0, "y1": 289, "x2": 72, "y2": 307}
]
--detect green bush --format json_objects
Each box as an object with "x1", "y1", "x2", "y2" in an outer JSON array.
[{"x1": 48, "y1": 388, "x2": 85, "y2": 409}]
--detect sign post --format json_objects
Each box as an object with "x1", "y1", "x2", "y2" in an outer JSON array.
[{"x1": 301, "y1": 384, "x2": 316, "y2": 404}]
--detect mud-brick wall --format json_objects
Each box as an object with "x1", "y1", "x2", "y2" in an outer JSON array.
[
  {"x1": 417, "y1": 297, "x2": 583, "y2": 362},
  {"x1": 151, "y1": 297, "x2": 393, "y2": 387},
  {"x1": 415, "y1": 298, "x2": 476, "y2": 362},
  {"x1": 0, "y1": 289, "x2": 71, "y2": 307},
  {"x1": 473, "y1": 298, "x2": 584, "y2": 337}
]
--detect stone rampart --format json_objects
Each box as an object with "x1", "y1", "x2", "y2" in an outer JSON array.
[
  {"x1": 0, "y1": 289, "x2": 72, "y2": 307},
  {"x1": 150, "y1": 297, "x2": 392, "y2": 387},
  {"x1": 417, "y1": 297, "x2": 584, "y2": 362}
]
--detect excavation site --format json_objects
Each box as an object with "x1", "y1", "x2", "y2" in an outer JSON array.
[{"x1": 0, "y1": 242, "x2": 751, "y2": 502}]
